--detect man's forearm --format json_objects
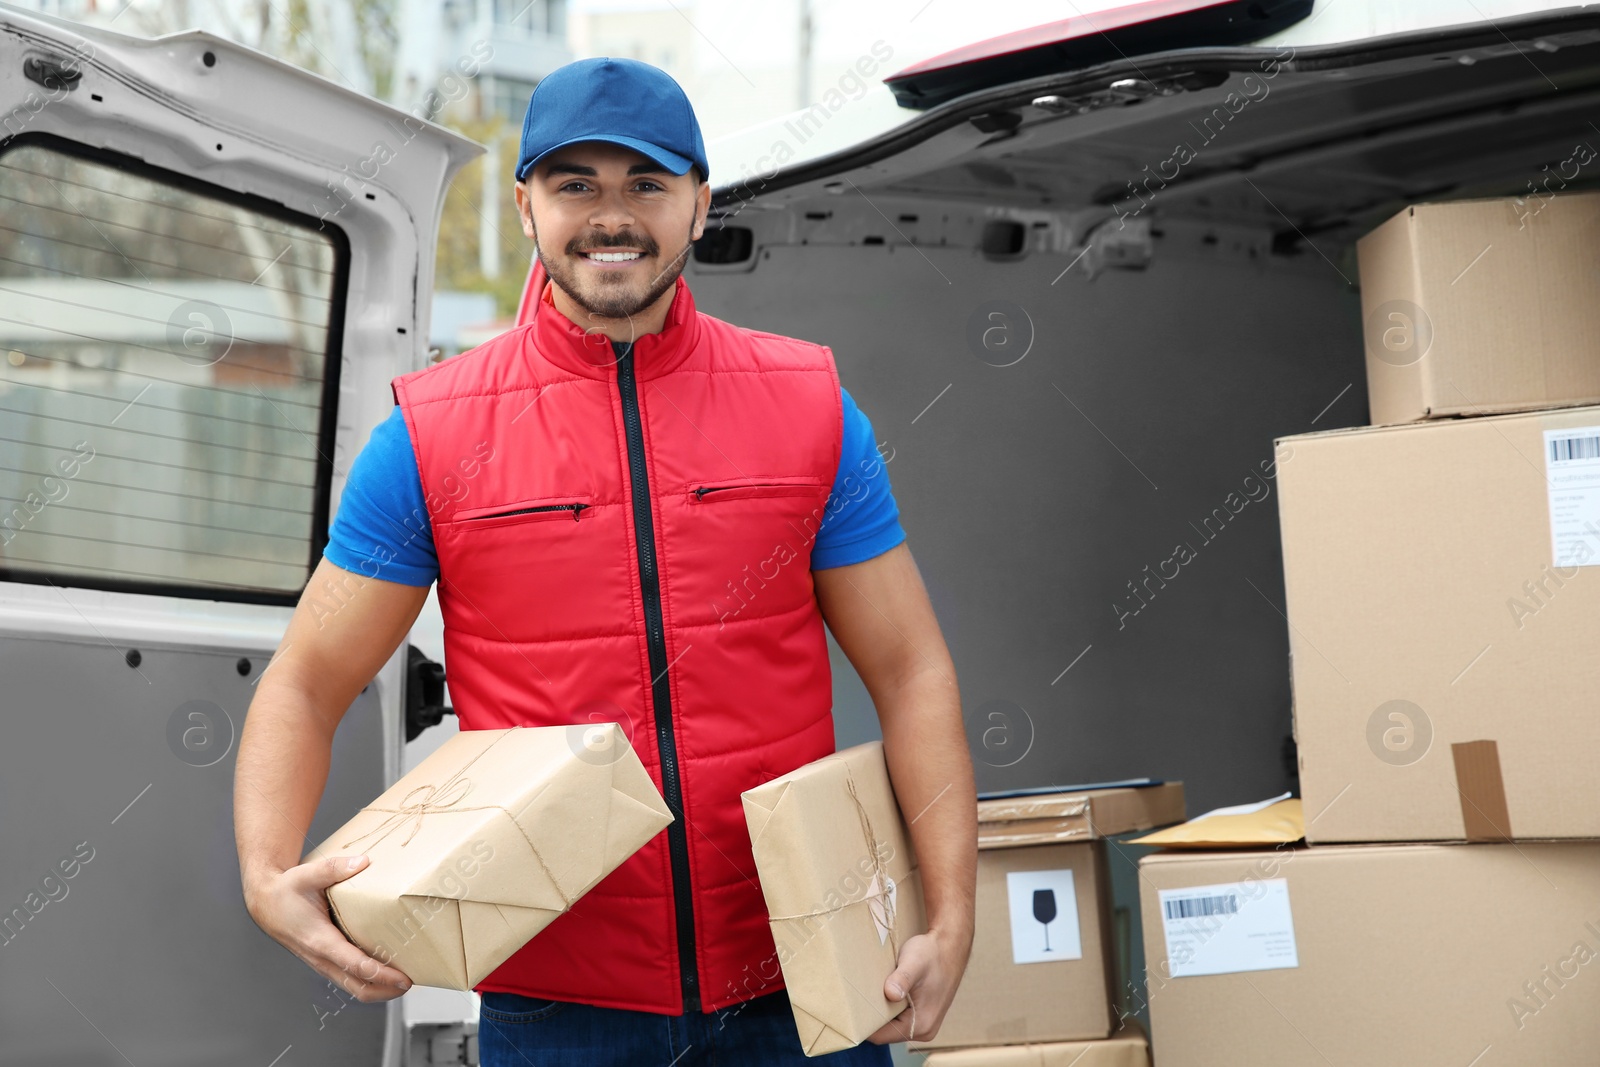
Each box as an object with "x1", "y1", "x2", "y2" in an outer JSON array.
[
  {"x1": 234, "y1": 674, "x2": 337, "y2": 903},
  {"x1": 880, "y1": 666, "x2": 977, "y2": 947},
  {"x1": 234, "y1": 560, "x2": 430, "y2": 905}
]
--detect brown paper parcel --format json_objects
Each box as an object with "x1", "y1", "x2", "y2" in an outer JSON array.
[
  {"x1": 305, "y1": 723, "x2": 672, "y2": 990},
  {"x1": 743, "y1": 741, "x2": 927, "y2": 1057}
]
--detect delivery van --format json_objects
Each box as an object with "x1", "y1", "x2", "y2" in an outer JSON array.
[{"x1": 2, "y1": 0, "x2": 1594, "y2": 1061}]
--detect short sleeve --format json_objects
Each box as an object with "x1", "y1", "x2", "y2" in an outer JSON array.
[
  {"x1": 812, "y1": 387, "x2": 908, "y2": 570},
  {"x1": 322, "y1": 406, "x2": 439, "y2": 587}
]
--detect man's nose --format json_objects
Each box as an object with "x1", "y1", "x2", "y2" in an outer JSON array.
[{"x1": 588, "y1": 193, "x2": 636, "y2": 230}]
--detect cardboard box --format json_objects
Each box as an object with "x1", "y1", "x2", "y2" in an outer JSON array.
[
  {"x1": 922, "y1": 1021, "x2": 1150, "y2": 1066},
  {"x1": 1276, "y1": 406, "x2": 1600, "y2": 842},
  {"x1": 1358, "y1": 191, "x2": 1600, "y2": 425},
  {"x1": 1139, "y1": 842, "x2": 1600, "y2": 1066},
  {"x1": 742, "y1": 741, "x2": 927, "y2": 1057},
  {"x1": 910, "y1": 840, "x2": 1115, "y2": 1051},
  {"x1": 977, "y1": 782, "x2": 1185, "y2": 849},
  {"x1": 913, "y1": 785, "x2": 1177, "y2": 1051},
  {"x1": 305, "y1": 724, "x2": 672, "y2": 990}
]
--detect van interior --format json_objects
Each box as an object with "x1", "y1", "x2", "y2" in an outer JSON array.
[{"x1": 690, "y1": 10, "x2": 1600, "y2": 814}]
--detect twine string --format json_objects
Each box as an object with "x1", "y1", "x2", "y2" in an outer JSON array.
[
  {"x1": 844, "y1": 770, "x2": 899, "y2": 959},
  {"x1": 342, "y1": 774, "x2": 474, "y2": 850},
  {"x1": 845, "y1": 768, "x2": 918, "y2": 1041},
  {"x1": 335, "y1": 725, "x2": 577, "y2": 909}
]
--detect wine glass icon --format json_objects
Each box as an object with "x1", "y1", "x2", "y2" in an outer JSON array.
[{"x1": 1033, "y1": 889, "x2": 1058, "y2": 952}]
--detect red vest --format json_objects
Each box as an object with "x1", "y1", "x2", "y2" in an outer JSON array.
[{"x1": 392, "y1": 264, "x2": 842, "y2": 1014}]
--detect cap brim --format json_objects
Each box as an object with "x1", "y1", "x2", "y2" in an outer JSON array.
[{"x1": 517, "y1": 134, "x2": 696, "y2": 182}]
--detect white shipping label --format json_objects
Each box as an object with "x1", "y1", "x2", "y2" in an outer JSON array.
[
  {"x1": 1005, "y1": 869, "x2": 1082, "y2": 965},
  {"x1": 1544, "y1": 427, "x2": 1600, "y2": 568},
  {"x1": 1159, "y1": 878, "x2": 1298, "y2": 978}
]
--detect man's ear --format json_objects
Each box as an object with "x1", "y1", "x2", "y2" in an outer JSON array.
[
  {"x1": 514, "y1": 180, "x2": 536, "y2": 240},
  {"x1": 691, "y1": 180, "x2": 712, "y2": 241}
]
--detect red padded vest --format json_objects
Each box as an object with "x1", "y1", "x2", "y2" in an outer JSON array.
[{"x1": 391, "y1": 263, "x2": 842, "y2": 1014}]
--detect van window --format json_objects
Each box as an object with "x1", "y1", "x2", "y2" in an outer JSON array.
[{"x1": 0, "y1": 136, "x2": 345, "y2": 603}]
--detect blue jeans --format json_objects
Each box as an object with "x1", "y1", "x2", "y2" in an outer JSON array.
[{"x1": 477, "y1": 987, "x2": 895, "y2": 1066}]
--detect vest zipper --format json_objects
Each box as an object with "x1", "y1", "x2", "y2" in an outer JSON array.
[
  {"x1": 471, "y1": 503, "x2": 589, "y2": 521},
  {"x1": 693, "y1": 484, "x2": 786, "y2": 498},
  {"x1": 614, "y1": 343, "x2": 701, "y2": 1013}
]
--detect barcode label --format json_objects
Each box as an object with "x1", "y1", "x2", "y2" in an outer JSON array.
[
  {"x1": 1549, "y1": 435, "x2": 1600, "y2": 462},
  {"x1": 1543, "y1": 426, "x2": 1600, "y2": 570},
  {"x1": 1164, "y1": 894, "x2": 1239, "y2": 920},
  {"x1": 1159, "y1": 879, "x2": 1298, "y2": 978}
]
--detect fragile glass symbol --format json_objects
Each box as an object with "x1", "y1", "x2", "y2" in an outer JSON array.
[{"x1": 1033, "y1": 888, "x2": 1058, "y2": 951}]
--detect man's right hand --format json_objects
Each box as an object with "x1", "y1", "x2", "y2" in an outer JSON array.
[{"x1": 246, "y1": 853, "x2": 413, "y2": 1003}]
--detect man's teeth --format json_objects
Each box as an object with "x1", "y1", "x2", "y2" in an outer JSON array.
[{"x1": 585, "y1": 251, "x2": 642, "y2": 262}]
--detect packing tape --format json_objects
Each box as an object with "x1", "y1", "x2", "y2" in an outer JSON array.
[{"x1": 1451, "y1": 739, "x2": 1513, "y2": 843}]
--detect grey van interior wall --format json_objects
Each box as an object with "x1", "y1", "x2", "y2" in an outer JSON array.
[{"x1": 688, "y1": 219, "x2": 1367, "y2": 818}]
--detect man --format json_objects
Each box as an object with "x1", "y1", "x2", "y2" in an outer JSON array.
[{"x1": 235, "y1": 57, "x2": 975, "y2": 1065}]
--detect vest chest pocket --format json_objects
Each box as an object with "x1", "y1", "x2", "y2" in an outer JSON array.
[
  {"x1": 436, "y1": 497, "x2": 627, "y2": 641},
  {"x1": 673, "y1": 479, "x2": 832, "y2": 623}
]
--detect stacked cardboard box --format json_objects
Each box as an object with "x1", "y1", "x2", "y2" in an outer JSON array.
[
  {"x1": 1292, "y1": 192, "x2": 1600, "y2": 843},
  {"x1": 976, "y1": 783, "x2": 1185, "y2": 849},
  {"x1": 922, "y1": 1020, "x2": 1152, "y2": 1066},
  {"x1": 1276, "y1": 403, "x2": 1600, "y2": 844},
  {"x1": 1358, "y1": 191, "x2": 1600, "y2": 424},
  {"x1": 1140, "y1": 193, "x2": 1600, "y2": 1065},
  {"x1": 909, "y1": 783, "x2": 1181, "y2": 1061},
  {"x1": 1140, "y1": 842, "x2": 1600, "y2": 1064}
]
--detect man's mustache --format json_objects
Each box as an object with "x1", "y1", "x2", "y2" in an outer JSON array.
[{"x1": 569, "y1": 233, "x2": 659, "y2": 256}]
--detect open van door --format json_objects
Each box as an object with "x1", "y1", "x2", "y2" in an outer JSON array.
[{"x1": 0, "y1": 6, "x2": 479, "y2": 1064}]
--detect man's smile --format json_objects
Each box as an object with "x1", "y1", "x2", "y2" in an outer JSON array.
[{"x1": 579, "y1": 249, "x2": 646, "y2": 268}]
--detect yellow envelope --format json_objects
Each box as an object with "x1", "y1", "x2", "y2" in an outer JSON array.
[{"x1": 1129, "y1": 798, "x2": 1303, "y2": 849}]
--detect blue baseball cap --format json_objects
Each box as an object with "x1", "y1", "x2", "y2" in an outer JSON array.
[{"x1": 515, "y1": 57, "x2": 709, "y2": 184}]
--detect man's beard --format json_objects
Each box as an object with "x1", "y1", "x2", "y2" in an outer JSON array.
[{"x1": 534, "y1": 220, "x2": 695, "y2": 324}]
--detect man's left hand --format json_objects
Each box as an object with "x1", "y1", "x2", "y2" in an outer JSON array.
[{"x1": 866, "y1": 925, "x2": 972, "y2": 1045}]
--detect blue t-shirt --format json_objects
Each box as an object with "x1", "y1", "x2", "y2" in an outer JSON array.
[{"x1": 324, "y1": 385, "x2": 906, "y2": 586}]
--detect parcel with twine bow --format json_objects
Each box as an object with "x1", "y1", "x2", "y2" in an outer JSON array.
[
  {"x1": 306, "y1": 724, "x2": 673, "y2": 991},
  {"x1": 742, "y1": 740, "x2": 927, "y2": 1057},
  {"x1": 341, "y1": 773, "x2": 475, "y2": 850}
]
